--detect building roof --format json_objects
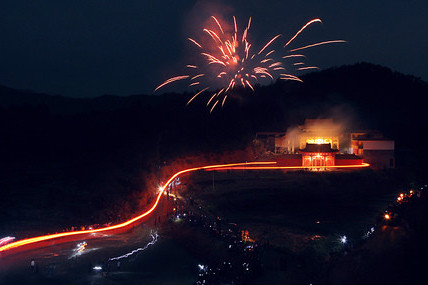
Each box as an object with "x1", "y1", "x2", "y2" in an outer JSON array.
[
  {"x1": 351, "y1": 138, "x2": 394, "y2": 142},
  {"x1": 351, "y1": 130, "x2": 391, "y2": 140},
  {"x1": 299, "y1": 143, "x2": 338, "y2": 153}
]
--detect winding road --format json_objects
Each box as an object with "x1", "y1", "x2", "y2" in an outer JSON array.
[{"x1": 0, "y1": 161, "x2": 369, "y2": 254}]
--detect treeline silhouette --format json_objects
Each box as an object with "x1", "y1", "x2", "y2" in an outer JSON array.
[{"x1": 0, "y1": 62, "x2": 426, "y2": 233}]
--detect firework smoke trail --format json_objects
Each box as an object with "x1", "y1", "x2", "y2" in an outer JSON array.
[
  {"x1": 109, "y1": 230, "x2": 159, "y2": 261},
  {"x1": 155, "y1": 17, "x2": 345, "y2": 112}
]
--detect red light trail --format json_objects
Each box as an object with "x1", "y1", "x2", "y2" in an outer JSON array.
[{"x1": 0, "y1": 161, "x2": 368, "y2": 253}]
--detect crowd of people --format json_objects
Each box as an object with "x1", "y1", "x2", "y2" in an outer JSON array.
[
  {"x1": 375, "y1": 186, "x2": 425, "y2": 232},
  {"x1": 170, "y1": 195, "x2": 263, "y2": 285},
  {"x1": 24, "y1": 183, "x2": 426, "y2": 284},
  {"x1": 340, "y1": 185, "x2": 426, "y2": 257}
]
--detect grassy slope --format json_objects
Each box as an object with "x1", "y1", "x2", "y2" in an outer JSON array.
[
  {"x1": 184, "y1": 169, "x2": 407, "y2": 283},
  {"x1": 188, "y1": 169, "x2": 403, "y2": 244}
]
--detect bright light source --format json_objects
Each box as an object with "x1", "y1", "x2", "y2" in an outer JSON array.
[
  {"x1": 76, "y1": 241, "x2": 87, "y2": 253},
  {"x1": 174, "y1": 214, "x2": 182, "y2": 223},
  {"x1": 108, "y1": 230, "x2": 158, "y2": 261},
  {"x1": 198, "y1": 264, "x2": 207, "y2": 272},
  {"x1": 93, "y1": 266, "x2": 102, "y2": 270},
  {"x1": 0, "y1": 236, "x2": 15, "y2": 246},
  {"x1": 384, "y1": 214, "x2": 390, "y2": 220},
  {"x1": 340, "y1": 235, "x2": 347, "y2": 244},
  {"x1": 0, "y1": 161, "x2": 370, "y2": 253}
]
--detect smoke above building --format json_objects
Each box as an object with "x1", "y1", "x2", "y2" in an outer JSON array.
[
  {"x1": 282, "y1": 118, "x2": 347, "y2": 153},
  {"x1": 255, "y1": 116, "x2": 394, "y2": 170}
]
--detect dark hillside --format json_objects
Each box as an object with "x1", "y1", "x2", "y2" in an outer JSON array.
[{"x1": 0, "y1": 62, "x2": 427, "y2": 234}]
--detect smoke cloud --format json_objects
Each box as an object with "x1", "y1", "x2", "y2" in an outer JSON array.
[{"x1": 284, "y1": 105, "x2": 359, "y2": 152}]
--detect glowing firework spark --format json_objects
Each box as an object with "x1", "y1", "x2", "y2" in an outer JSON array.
[
  {"x1": 288, "y1": 40, "x2": 347, "y2": 53},
  {"x1": 154, "y1": 75, "x2": 189, "y2": 92},
  {"x1": 284, "y1": 18, "x2": 322, "y2": 47},
  {"x1": 155, "y1": 16, "x2": 345, "y2": 112}
]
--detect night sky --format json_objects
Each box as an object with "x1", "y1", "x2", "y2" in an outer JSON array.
[{"x1": 0, "y1": 0, "x2": 427, "y2": 98}]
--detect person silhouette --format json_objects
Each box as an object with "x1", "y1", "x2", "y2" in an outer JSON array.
[{"x1": 30, "y1": 260, "x2": 36, "y2": 272}]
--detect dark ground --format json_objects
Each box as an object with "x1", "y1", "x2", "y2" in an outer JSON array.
[
  {"x1": 1, "y1": 63, "x2": 428, "y2": 284},
  {"x1": 0, "y1": 228, "x2": 200, "y2": 285},
  {"x1": 183, "y1": 168, "x2": 427, "y2": 284}
]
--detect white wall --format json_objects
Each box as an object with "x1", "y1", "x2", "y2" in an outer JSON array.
[{"x1": 363, "y1": 140, "x2": 394, "y2": 150}]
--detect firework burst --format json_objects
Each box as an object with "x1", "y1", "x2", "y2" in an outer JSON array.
[{"x1": 155, "y1": 16, "x2": 345, "y2": 113}]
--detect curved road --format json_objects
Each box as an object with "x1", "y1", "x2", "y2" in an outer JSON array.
[{"x1": 0, "y1": 161, "x2": 369, "y2": 254}]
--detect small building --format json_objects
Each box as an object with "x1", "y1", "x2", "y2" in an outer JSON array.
[
  {"x1": 255, "y1": 132, "x2": 287, "y2": 153},
  {"x1": 351, "y1": 131, "x2": 395, "y2": 169}
]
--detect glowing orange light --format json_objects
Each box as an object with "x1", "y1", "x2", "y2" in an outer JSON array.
[
  {"x1": 288, "y1": 40, "x2": 347, "y2": 52},
  {"x1": 384, "y1": 214, "x2": 390, "y2": 220},
  {"x1": 206, "y1": 163, "x2": 370, "y2": 171},
  {"x1": 284, "y1": 18, "x2": 322, "y2": 47},
  {"x1": 154, "y1": 75, "x2": 190, "y2": 91},
  {"x1": 306, "y1": 137, "x2": 332, "y2": 145},
  {"x1": 0, "y1": 161, "x2": 275, "y2": 252},
  {"x1": 0, "y1": 160, "x2": 369, "y2": 253},
  {"x1": 155, "y1": 17, "x2": 344, "y2": 112},
  {"x1": 258, "y1": 34, "x2": 281, "y2": 55},
  {"x1": 314, "y1": 153, "x2": 324, "y2": 159}
]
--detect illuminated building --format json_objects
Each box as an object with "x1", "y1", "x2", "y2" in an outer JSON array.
[
  {"x1": 300, "y1": 143, "x2": 337, "y2": 169},
  {"x1": 297, "y1": 119, "x2": 340, "y2": 150},
  {"x1": 255, "y1": 119, "x2": 372, "y2": 169}
]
